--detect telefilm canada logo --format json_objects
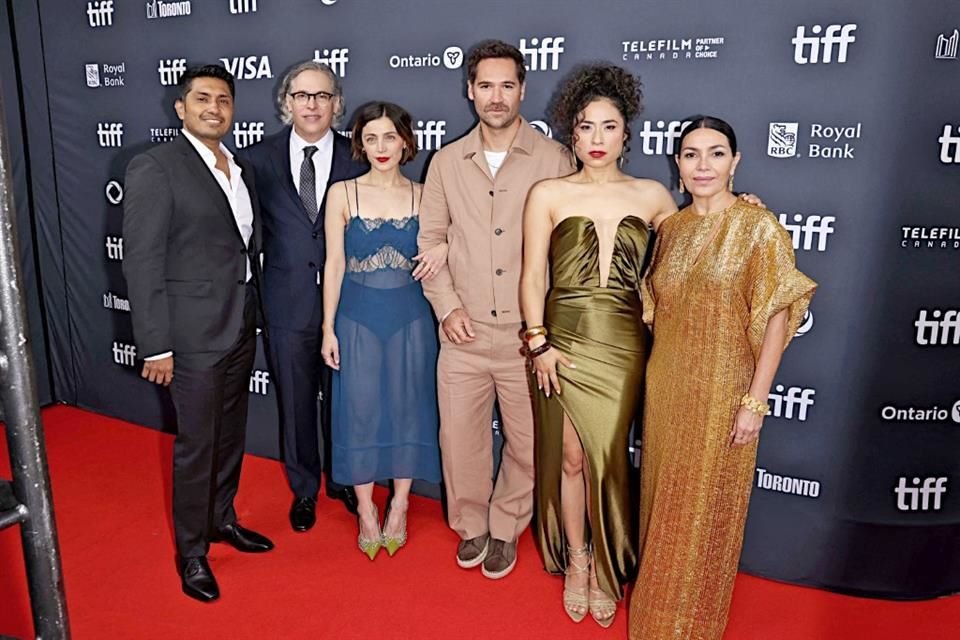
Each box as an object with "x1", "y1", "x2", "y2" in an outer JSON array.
[
  {"x1": 388, "y1": 46, "x2": 463, "y2": 70},
  {"x1": 936, "y1": 29, "x2": 958, "y2": 60},
  {"x1": 880, "y1": 399, "x2": 960, "y2": 425},
  {"x1": 939, "y1": 124, "x2": 960, "y2": 164},
  {"x1": 914, "y1": 309, "x2": 960, "y2": 346},
  {"x1": 220, "y1": 55, "x2": 273, "y2": 80},
  {"x1": 755, "y1": 468, "x2": 821, "y2": 499},
  {"x1": 415, "y1": 121, "x2": 446, "y2": 151},
  {"x1": 150, "y1": 127, "x2": 180, "y2": 143},
  {"x1": 792, "y1": 24, "x2": 857, "y2": 64},
  {"x1": 87, "y1": 1, "x2": 114, "y2": 28},
  {"x1": 519, "y1": 37, "x2": 565, "y2": 71},
  {"x1": 768, "y1": 122, "x2": 862, "y2": 159},
  {"x1": 900, "y1": 225, "x2": 960, "y2": 250},
  {"x1": 621, "y1": 34, "x2": 726, "y2": 62},
  {"x1": 146, "y1": 0, "x2": 192, "y2": 19},
  {"x1": 233, "y1": 122, "x2": 265, "y2": 149},
  {"x1": 895, "y1": 477, "x2": 947, "y2": 512},
  {"x1": 85, "y1": 62, "x2": 125, "y2": 88},
  {"x1": 314, "y1": 48, "x2": 349, "y2": 78},
  {"x1": 229, "y1": 0, "x2": 257, "y2": 14},
  {"x1": 777, "y1": 213, "x2": 835, "y2": 252}
]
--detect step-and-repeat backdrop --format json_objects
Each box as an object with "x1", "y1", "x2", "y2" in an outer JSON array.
[{"x1": 9, "y1": 0, "x2": 959, "y2": 598}]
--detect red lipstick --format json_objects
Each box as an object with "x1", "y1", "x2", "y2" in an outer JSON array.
[{"x1": 589, "y1": 151, "x2": 606, "y2": 158}]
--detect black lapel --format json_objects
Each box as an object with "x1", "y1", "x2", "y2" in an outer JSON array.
[
  {"x1": 237, "y1": 156, "x2": 260, "y2": 252},
  {"x1": 174, "y1": 135, "x2": 244, "y2": 245}
]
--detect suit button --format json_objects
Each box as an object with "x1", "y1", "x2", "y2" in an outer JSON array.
[
  {"x1": 308, "y1": 262, "x2": 317, "y2": 268},
  {"x1": 490, "y1": 310, "x2": 497, "y2": 317},
  {"x1": 494, "y1": 228, "x2": 503, "y2": 236},
  {"x1": 237, "y1": 279, "x2": 244, "y2": 285},
  {"x1": 495, "y1": 268, "x2": 504, "y2": 276},
  {"x1": 488, "y1": 190, "x2": 494, "y2": 196},
  {"x1": 312, "y1": 231, "x2": 319, "y2": 239},
  {"x1": 240, "y1": 248, "x2": 247, "y2": 255}
]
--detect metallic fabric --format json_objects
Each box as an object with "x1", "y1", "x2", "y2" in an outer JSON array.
[
  {"x1": 534, "y1": 215, "x2": 652, "y2": 602},
  {"x1": 628, "y1": 202, "x2": 816, "y2": 639}
]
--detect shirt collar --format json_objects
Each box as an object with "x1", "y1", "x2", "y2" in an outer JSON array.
[
  {"x1": 290, "y1": 127, "x2": 334, "y2": 157},
  {"x1": 463, "y1": 116, "x2": 536, "y2": 159},
  {"x1": 180, "y1": 128, "x2": 234, "y2": 169}
]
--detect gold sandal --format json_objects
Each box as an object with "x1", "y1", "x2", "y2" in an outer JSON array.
[
  {"x1": 588, "y1": 584, "x2": 616, "y2": 628},
  {"x1": 357, "y1": 505, "x2": 382, "y2": 561},
  {"x1": 563, "y1": 545, "x2": 590, "y2": 623}
]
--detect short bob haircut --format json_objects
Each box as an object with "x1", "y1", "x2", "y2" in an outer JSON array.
[{"x1": 350, "y1": 101, "x2": 417, "y2": 165}]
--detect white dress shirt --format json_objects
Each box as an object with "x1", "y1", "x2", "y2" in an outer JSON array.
[{"x1": 289, "y1": 127, "x2": 334, "y2": 200}]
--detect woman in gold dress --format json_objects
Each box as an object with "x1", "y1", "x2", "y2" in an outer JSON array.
[
  {"x1": 628, "y1": 116, "x2": 816, "y2": 640},
  {"x1": 519, "y1": 64, "x2": 677, "y2": 628}
]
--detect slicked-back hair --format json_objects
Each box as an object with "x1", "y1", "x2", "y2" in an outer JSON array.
[{"x1": 677, "y1": 115, "x2": 739, "y2": 155}]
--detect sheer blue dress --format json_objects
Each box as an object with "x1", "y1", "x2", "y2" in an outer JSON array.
[{"x1": 330, "y1": 179, "x2": 442, "y2": 486}]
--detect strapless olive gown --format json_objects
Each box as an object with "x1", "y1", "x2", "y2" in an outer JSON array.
[{"x1": 533, "y1": 215, "x2": 652, "y2": 602}]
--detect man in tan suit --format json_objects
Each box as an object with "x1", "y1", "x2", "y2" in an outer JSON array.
[{"x1": 418, "y1": 40, "x2": 574, "y2": 579}]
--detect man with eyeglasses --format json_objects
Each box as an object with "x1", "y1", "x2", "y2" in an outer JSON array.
[{"x1": 241, "y1": 60, "x2": 366, "y2": 532}]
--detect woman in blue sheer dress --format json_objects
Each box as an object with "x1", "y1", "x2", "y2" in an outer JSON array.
[{"x1": 321, "y1": 102, "x2": 445, "y2": 559}]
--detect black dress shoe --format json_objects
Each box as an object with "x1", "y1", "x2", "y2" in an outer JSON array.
[
  {"x1": 180, "y1": 556, "x2": 219, "y2": 602},
  {"x1": 290, "y1": 496, "x2": 317, "y2": 532},
  {"x1": 211, "y1": 523, "x2": 274, "y2": 553},
  {"x1": 327, "y1": 486, "x2": 359, "y2": 515}
]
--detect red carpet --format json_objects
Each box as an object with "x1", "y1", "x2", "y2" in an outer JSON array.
[{"x1": 1, "y1": 406, "x2": 957, "y2": 639}]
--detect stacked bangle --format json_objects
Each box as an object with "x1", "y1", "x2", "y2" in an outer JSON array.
[
  {"x1": 524, "y1": 325, "x2": 548, "y2": 342},
  {"x1": 740, "y1": 393, "x2": 771, "y2": 416},
  {"x1": 528, "y1": 342, "x2": 553, "y2": 358}
]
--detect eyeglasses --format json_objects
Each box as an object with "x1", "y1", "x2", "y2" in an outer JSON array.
[{"x1": 289, "y1": 90, "x2": 336, "y2": 106}]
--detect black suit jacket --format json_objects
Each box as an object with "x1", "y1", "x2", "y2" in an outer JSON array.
[
  {"x1": 122, "y1": 134, "x2": 262, "y2": 358},
  {"x1": 240, "y1": 127, "x2": 367, "y2": 331}
]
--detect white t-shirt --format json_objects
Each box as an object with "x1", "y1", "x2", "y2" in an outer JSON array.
[{"x1": 484, "y1": 150, "x2": 507, "y2": 178}]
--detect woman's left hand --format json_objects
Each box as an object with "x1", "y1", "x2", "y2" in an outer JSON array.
[
  {"x1": 738, "y1": 193, "x2": 766, "y2": 208},
  {"x1": 412, "y1": 243, "x2": 449, "y2": 281},
  {"x1": 730, "y1": 406, "x2": 764, "y2": 447}
]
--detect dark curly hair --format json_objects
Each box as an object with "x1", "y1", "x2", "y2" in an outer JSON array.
[{"x1": 550, "y1": 64, "x2": 643, "y2": 151}]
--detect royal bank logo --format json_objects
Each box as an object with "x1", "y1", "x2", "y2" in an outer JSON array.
[
  {"x1": 881, "y1": 399, "x2": 960, "y2": 424},
  {"x1": 767, "y1": 123, "x2": 798, "y2": 158},
  {"x1": 220, "y1": 55, "x2": 273, "y2": 80},
  {"x1": 158, "y1": 59, "x2": 187, "y2": 86},
  {"x1": 519, "y1": 36, "x2": 565, "y2": 72},
  {"x1": 795, "y1": 309, "x2": 813, "y2": 337},
  {"x1": 755, "y1": 468, "x2": 821, "y2": 499},
  {"x1": 792, "y1": 24, "x2": 857, "y2": 64},
  {"x1": 936, "y1": 29, "x2": 959, "y2": 60},
  {"x1": 529, "y1": 120, "x2": 553, "y2": 139},
  {"x1": 146, "y1": 0, "x2": 192, "y2": 19},
  {"x1": 636, "y1": 120, "x2": 689, "y2": 155},
  {"x1": 87, "y1": 1, "x2": 114, "y2": 27},
  {"x1": 314, "y1": 48, "x2": 349, "y2": 78},
  {"x1": 895, "y1": 477, "x2": 947, "y2": 512},
  {"x1": 105, "y1": 236, "x2": 124, "y2": 261},
  {"x1": 914, "y1": 309, "x2": 960, "y2": 346},
  {"x1": 103, "y1": 291, "x2": 130, "y2": 312},
  {"x1": 85, "y1": 62, "x2": 125, "y2": 88},
  {"x1": 900, "y1": 226, "x2": 960, "y2": 250},
  {"x1": 150, "y1": 127, "x2": 180, "y2": 143},
  {"x1": 97, "y1": 123, "x2": 124, "y2": 148},
  {"x1": 105, "y1": 180, "x2": 124, "y2": 205},
  {"x1": 939, "y1": 125, "x2": 960, "y2": 164},
  {"x1": 768, "y1": 384, "x2": 816, "y2": 421},
  {"x1": 389, "y1": 46, "x2": 463, "y2": 70},
  {"x1": 233, "y1": 122, "x2": 265, "y2": 149},
  {"x1": 229, "y1": 0, "x2": 257, "y2": 14},
  {"x1": 112, "y1": 341, "x2": 137, "y2": 367},
  {"x1": 249, "y1": 369, "x2": 271, "y2": 395},
  {"x1": 415, "y1": 120, "x2": 446, "y2": 151},
  {"x1": 777, "y1": 213, "x2": 835, "y2": 251},
  {"x1": 621, "y1": 35, "x2": 726, "y2": 62}
]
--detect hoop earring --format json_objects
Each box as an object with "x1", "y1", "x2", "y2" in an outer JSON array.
[
  {"x1": 728, "y1": 173, "x2": 735, "y2": 192},
  {"x1": 678, "y1": 178, "x2": 685, "y2": 195}
]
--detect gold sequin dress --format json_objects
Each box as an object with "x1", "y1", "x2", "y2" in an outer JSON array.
[
  {"x1": 628, "y1": 201, "x2": 816, "y2": 639},
  {"x1": 534, "y1": 215, "x2": 652, "y2": 602}
]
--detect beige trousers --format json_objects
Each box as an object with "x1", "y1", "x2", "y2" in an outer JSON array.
[{"x1": 437, "y1": 321, "x2": 535, "y2": 543}]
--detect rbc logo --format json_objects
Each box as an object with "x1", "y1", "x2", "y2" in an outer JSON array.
[
  {"x1": 314, "y1": 48, "x2": 349, "y2": 78},
  {"x1": 519, "y1": 37, "x2": 565, "y2": 71},
  {"x1": 793, "y1": 24, "x2": 857, "y2": 64},
  {"x1": 768, "y1": 122, "x2": 799, "y2": 158}
]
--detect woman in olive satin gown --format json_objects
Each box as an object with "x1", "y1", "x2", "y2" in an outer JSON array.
[{"x1": 519, "y1": 64, "x2": 677, "y2": 628}]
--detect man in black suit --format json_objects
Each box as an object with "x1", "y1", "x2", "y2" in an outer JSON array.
[
  {"x1": 241, "y1": 61, "x2": 366, "y2": 531},
  {"x1": 123, "y1": 64, "x2": 273, "y2": 603}
]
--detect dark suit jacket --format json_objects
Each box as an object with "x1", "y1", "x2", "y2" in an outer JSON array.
[
  {"x1": 240, "y1": 127, "x2": 367, "y2": 331},
  {"x1": 122, "y1": 134, "x2": 262, "y2": 358}
]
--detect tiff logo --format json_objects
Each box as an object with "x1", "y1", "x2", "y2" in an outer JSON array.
[
  {"x1": 103, "y1": 291, "x2": 130, "y2": 312},
  {"x1": 768, "y1": 385, "x2": 816, "y2": 421},
  {"x1": 112, "y1": 341, "x2": 137, "y2": 366},
  {"x1": 97, "y1": 123, "x2": 123, "y2": 147},
  {"x1": 106, "y1": 236, "x2": 124, "y2": 261},
  {"x1": 314, "y1": 48, "x2": 349, "y2": 78},
  {"x1": 229, "y1": 0, "x2": 257, "y2": 13},
  {"x1": 777, "y1": 213, "x2": 835, "y2": 251},
  {"x1": 519, "y1": 37, "x2": 565, "y2": 71},
  {"x1": 915, "y1": 309, "x2": 960, "y2": 346},
  {"x1": 147, "y1": 1, "x2": 193, "y2": 19},
  {"x1": 233, "y1": 122, "x2": 265, "y2": 149},
  {"x1": 792, "y1": 24, "x2": 857, "y2": 64},
  {"x1": 415, "y1": 120, "x2": 446, "y2": 151},
  {"x1": 158, "y1": 59, "x2": 187, "y2": 86},
  {"x1": 249, "y1": 370, "x2": 270, "y2": 395},
  {"x1": 637, "y1": 120, "x2": 689, "y2": 155},
  {"x1": 87, "y1": 1, "x2": 114, "y2": 27},
  {"x1": 939, "y1": 124, "x2": 960, "y2": 164},
  {"x1": 936, "y1": 29, "x2": 959, "y2": 59},
  {"x1": 895, "y1": 477, "x2": 947, "y2": 511}
]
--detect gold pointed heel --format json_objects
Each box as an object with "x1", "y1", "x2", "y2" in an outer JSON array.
[
  {"x1": 357, "y1": 505, "x2": 382, "y2": 561},
  {"x1": 588, "y1": 586, "x2": 616, "y2": 628},
  {"x1": 382, "y1": 505, "x2": 408, "y2": 557},
  {"x1": 563, "y1": 545, "x2": 590, "y2": 623}
]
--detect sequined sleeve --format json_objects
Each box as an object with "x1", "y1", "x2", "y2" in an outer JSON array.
[{"x1": 746, "y1": 214, "x2": 817, "y2": 358}]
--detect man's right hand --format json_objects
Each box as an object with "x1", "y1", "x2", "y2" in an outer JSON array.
[
  {"x1": 441, "y1": 308, "x2": 476, "y2": 344},
  {"x1": 142, "y1": 356, "x2": 174, "y2": 386}
]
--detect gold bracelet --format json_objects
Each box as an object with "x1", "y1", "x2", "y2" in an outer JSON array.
[
  {"x1": 523, "y1": 325, "x2": 548, "y2": 342},
  {"x1": 740, "y1": 393, "x2": 770, "y2": 417}
]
